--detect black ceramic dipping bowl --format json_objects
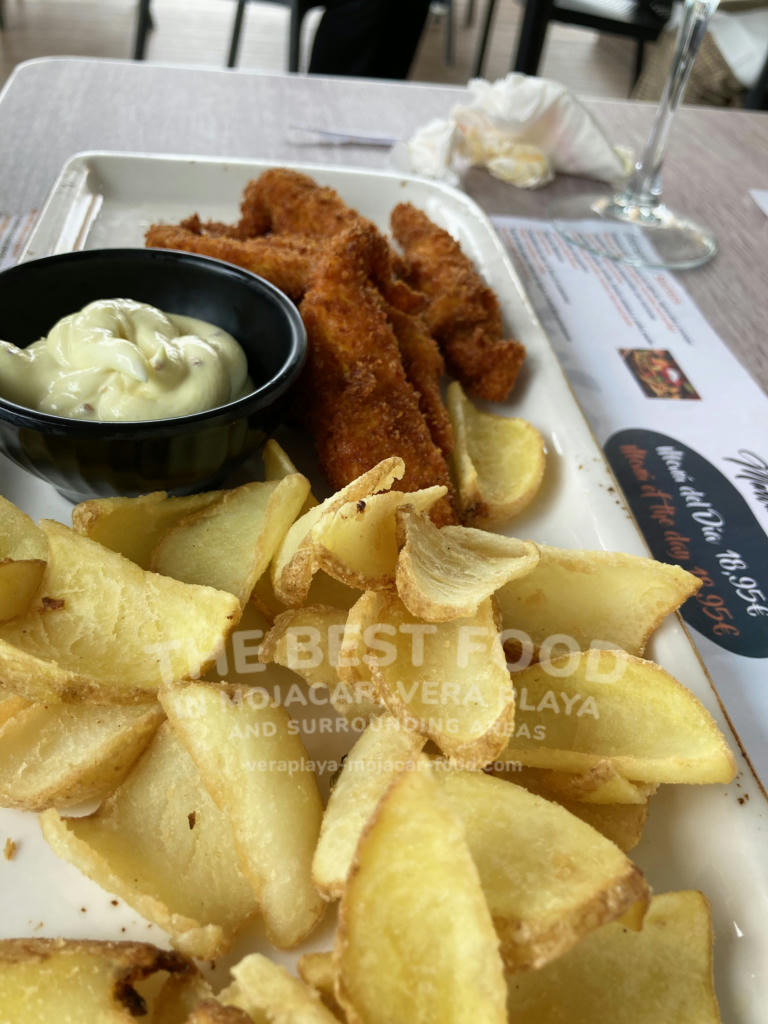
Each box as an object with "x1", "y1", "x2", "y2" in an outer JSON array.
[{"x1": 0, "y1": 248, "x2": 307, "y2": 502}]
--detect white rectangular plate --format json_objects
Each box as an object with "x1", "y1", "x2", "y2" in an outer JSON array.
[{"x1": 2, "y1": 152, "x2": 767, "y2": 1017}]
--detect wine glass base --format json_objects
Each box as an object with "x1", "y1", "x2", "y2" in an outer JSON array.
[{"x1": 548, "y1": 185, "x2": 717, "y2": 271}]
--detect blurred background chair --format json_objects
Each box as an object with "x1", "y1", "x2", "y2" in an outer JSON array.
[
  {"x1": 227, "y1": 0, "x2": 462, "y2": 71},
  {"x1": 226, "y1": 0, "x2": 320, "y2": 69},
  {"x1": 133, "y1": 0, "x2": 318, "y2": 68},
  {"x1": 133, "y1": 0, "x2": 153, "y2": 58},
  {"x1": 744, "y1": 49, "x2": 768, "y2": 106},
  {"x1": 133, "y1": 0, "x2": 465, "y2": 72},
  {"x1": 431, "y1": 0, "x2": 479, "y2": 66},
  {"x1": 473, "y1": 0, "x2": 671, "y2": 89}
]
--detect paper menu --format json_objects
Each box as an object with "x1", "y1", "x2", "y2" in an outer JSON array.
[{"x1": 494, "y1": 215, "x2": 768, "y2": 786}]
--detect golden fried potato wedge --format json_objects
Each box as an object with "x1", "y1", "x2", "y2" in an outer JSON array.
[
  {"x1": 205, "y1": 599, "x2": 374, "y2": 720},
  {"x1": 217, "y1": 954, "x2": 340, "y2": 1023},
  {"x1": 40, "y1": 723, "x2": 259, "y2": 958},
  {"x1": 551, "y1": 764, "x2": 656, "y2": 805},
  {"x1": 509, "y1": 762, "x2": 655, "y2": 805},
  {"x1": 0, "y1": 693, "x2": 29, "y2": 726},
  {"x1": 71, "y1": 490, "x2": 222, "y2": 568},
  {"x1": 0, "y1": 559, "x2": 46, "y2": 624},
  {"x1": 298, "y1": 951, "x2": 335, "y2": 992},
  {"x1": 505, "y1": 650, "x2": 736, "y2": 783},
  {"x1": 505, "y1": 892, "x2": 721, "y2": 1023},
  {"x1": 395, "y1": 507, "x2": 539, "y2": 621},
  {"x1": 271, "y1": 457, "x2": 404, "y2": 607},
  {"x1": 563, "y1": 799, "x2": 650, "y2": 852},
  {"x1": 312, "y1": 714, "x2": 425, "y2": 899},
  {"x1": 326, "y1": 686, "x2": 380, "y2": 723},
  {"x1": 0, "y1": 938, "x2": 196, "y2": 1024},
  {"x1": 262, "y1": 438, "x2": 318, "y2": 514},
  {"x1": 184, "y1": 1001, "x2": 252, "y2": 1024},
  {"x1": 0, "y1": 558, "x2": 46, "y2": 624},
  {"x1": 313, "y1": 486, "x2": 446, "y2": 591},
  {"x1": 203, "y1": 601, "x2": 272, "y2": 688},
  {"x1": 0, "y1": 521, "x2": 240, "y2": 703},
  {"x1": 446, "y1": 381, "x2": 545, "y2": 526},
  {"x1": 304, "y1": 572, "x2": 361, "y2": 612},
  {"x1": 0, "y1": 496, "x2": 48, "y2": 622},
  {"x1": 249, "y1": 571, "x2": 287, "y2": 622},
  {"x1": 334, "y1": 761, "x2": 507, "y2": 1024},
  {"x1": 260, "y1": 605, "x2": 349, "y2": 691},
  {"x1": 496, "y1": 543, "x2": 701, "y2": 658},
  {"x1": 152, "y1": 971, "x2": 215, "y2": 1024},
  {"x1": 341, "y1": 591, "x2": 514, "y2": 766},
  {"x1": 495, "y1": 763, "x2": 651, "y2": 851},
  {"x1": 436, "y1": 767, "x2": 649, "y2": 971},
  {"x1": 262, "y1": 437, "x2": 301, "y2": 481},
  {"x1": 0, "y1": 497, "x2": 48, "y2": 561},
  {"x1": 260, "y1": 605, "x2": 380, "y2": 721},
  {"x1": 0, "y1": 701, "x2": 164, "y2": 810},
  {"x1": 298, "y1": 952, "x2": 345, "y2": 1020},
  {"x1": 151, "y1": 476, "x2": 310, "y2": 605},
  {"x1": 160, "y1": 680, "x2": 325, "y2": 949},
  {"x1": 204, "y1": 599, "x2": 375, "y2": 720},
  {"x1": 251, "y1": 569, "x2": 358, "y2": 624}
]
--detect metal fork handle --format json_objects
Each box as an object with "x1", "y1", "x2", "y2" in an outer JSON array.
[{"x1": 287, "y1": 124, "x2": 399, "y2": 147}]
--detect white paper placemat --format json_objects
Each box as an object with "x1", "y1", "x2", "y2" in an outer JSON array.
[{"x1": 495, "y1": 214, "x2": 768, "y2": 786}]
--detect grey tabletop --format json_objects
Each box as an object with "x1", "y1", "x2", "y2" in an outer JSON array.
[{"x1": 1, "y1": 56, "x2": 767, "y2": 392}]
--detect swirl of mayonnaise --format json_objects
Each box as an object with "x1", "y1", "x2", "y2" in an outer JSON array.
[{"x1": 0, "y1": 298, "x2": 252, "y2": 420}]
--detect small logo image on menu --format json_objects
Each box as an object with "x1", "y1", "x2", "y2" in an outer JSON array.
[{"x1": 619, "y1": 349, "x2": 700, "y2": 399}]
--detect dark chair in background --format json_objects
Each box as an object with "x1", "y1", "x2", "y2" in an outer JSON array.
[
  {"x1": 743, "y1": 45, "x2": 768, "y2": 109},
  {"x1": 133, "y1": 0, "x2": 318, "y2": 68},
  {"x1": 134, "y1": 0, "x2": 466, "y2": 72},
  {"x1": 0, "y1": 0, "x2": 153, "y2": 54},
  {"x1": 473, "y1": 0, "x2": 671, "y2": 89},
  {"x1": 226, "y1": 0, "x2": 319, "y2": 69},
  {"x1": 133, "y1": 0, "x2": 153, "y2": 58},
  {"x1": 227, "y1": 0, "x2": 465, "y2": 71},
  {"x1": 432, "y1": 0, "x2": 479, "y2": 67}
]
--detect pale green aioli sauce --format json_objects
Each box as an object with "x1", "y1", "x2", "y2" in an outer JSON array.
[{"x1": 0, "y1": 298, "x2": 252, "y2": 420}]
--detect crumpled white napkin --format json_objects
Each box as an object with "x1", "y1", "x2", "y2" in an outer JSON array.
[{"x1": 393, "y1": 74, "x2": 632, "y2": 189}]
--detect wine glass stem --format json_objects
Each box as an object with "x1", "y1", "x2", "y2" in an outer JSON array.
[{"x1": 621, "y1": 0, "x2": 717, "y2": 208}]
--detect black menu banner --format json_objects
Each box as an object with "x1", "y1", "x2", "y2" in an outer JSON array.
[{"x1": 605, "y1": 429, "x2": 768, "y2": 659}]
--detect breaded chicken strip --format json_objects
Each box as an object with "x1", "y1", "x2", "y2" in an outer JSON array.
[
  {"x1": 236, "y1": 180, "x2": 272, "y2": 237},
  {"x1": 178, "y1": 213, "x2": 243, "y2": 238},
  {"x1": 168, "y1": 212, "x2": 264, "y2": 241},
  {"x1": 355, "y1": 225, "x2": 426, "y2": 318},
  {"x1": 299, "y1": 224, "x2": 457, "y2": 525},
  {"x1": 239, "y1": 168, "x2": 369, "y2": 239},
  {"x1": 145, "y1": 221, "x2": 321, "y2": 301},
  {"x1": 391, "y1": 202, "x2": 525, "y2": 403},
  {"x1": 174, "y1": 185, "x2": 270, "y2": 238},
  {"x1": 384, "y1": 303, "x2": 453, "y2": 457}
]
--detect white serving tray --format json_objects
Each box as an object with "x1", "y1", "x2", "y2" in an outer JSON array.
[{"x1": 1, "y1": 152, "x2": 766, "y2": 1017}]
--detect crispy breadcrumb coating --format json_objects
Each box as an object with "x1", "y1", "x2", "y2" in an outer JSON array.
[
  {"x1": 391, "y1": 202, "x2": 525, "y2": 402},
  {"x1": 145, "y1": 221, "x2": 321, "y2": 301},
  {"x1": 238, "y1": 169, "x2": 369, "y2": 239},
  {"x1": 299, "y1": 224, "x2": 457, "y2": 524},
  {"x1": 384, "y1": 303, "x2": 453, "y2": 457}
]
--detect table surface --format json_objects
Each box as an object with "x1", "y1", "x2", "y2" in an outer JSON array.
[{"x1": 1, "y1": 56, "x2": 767, "y2": 392}]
